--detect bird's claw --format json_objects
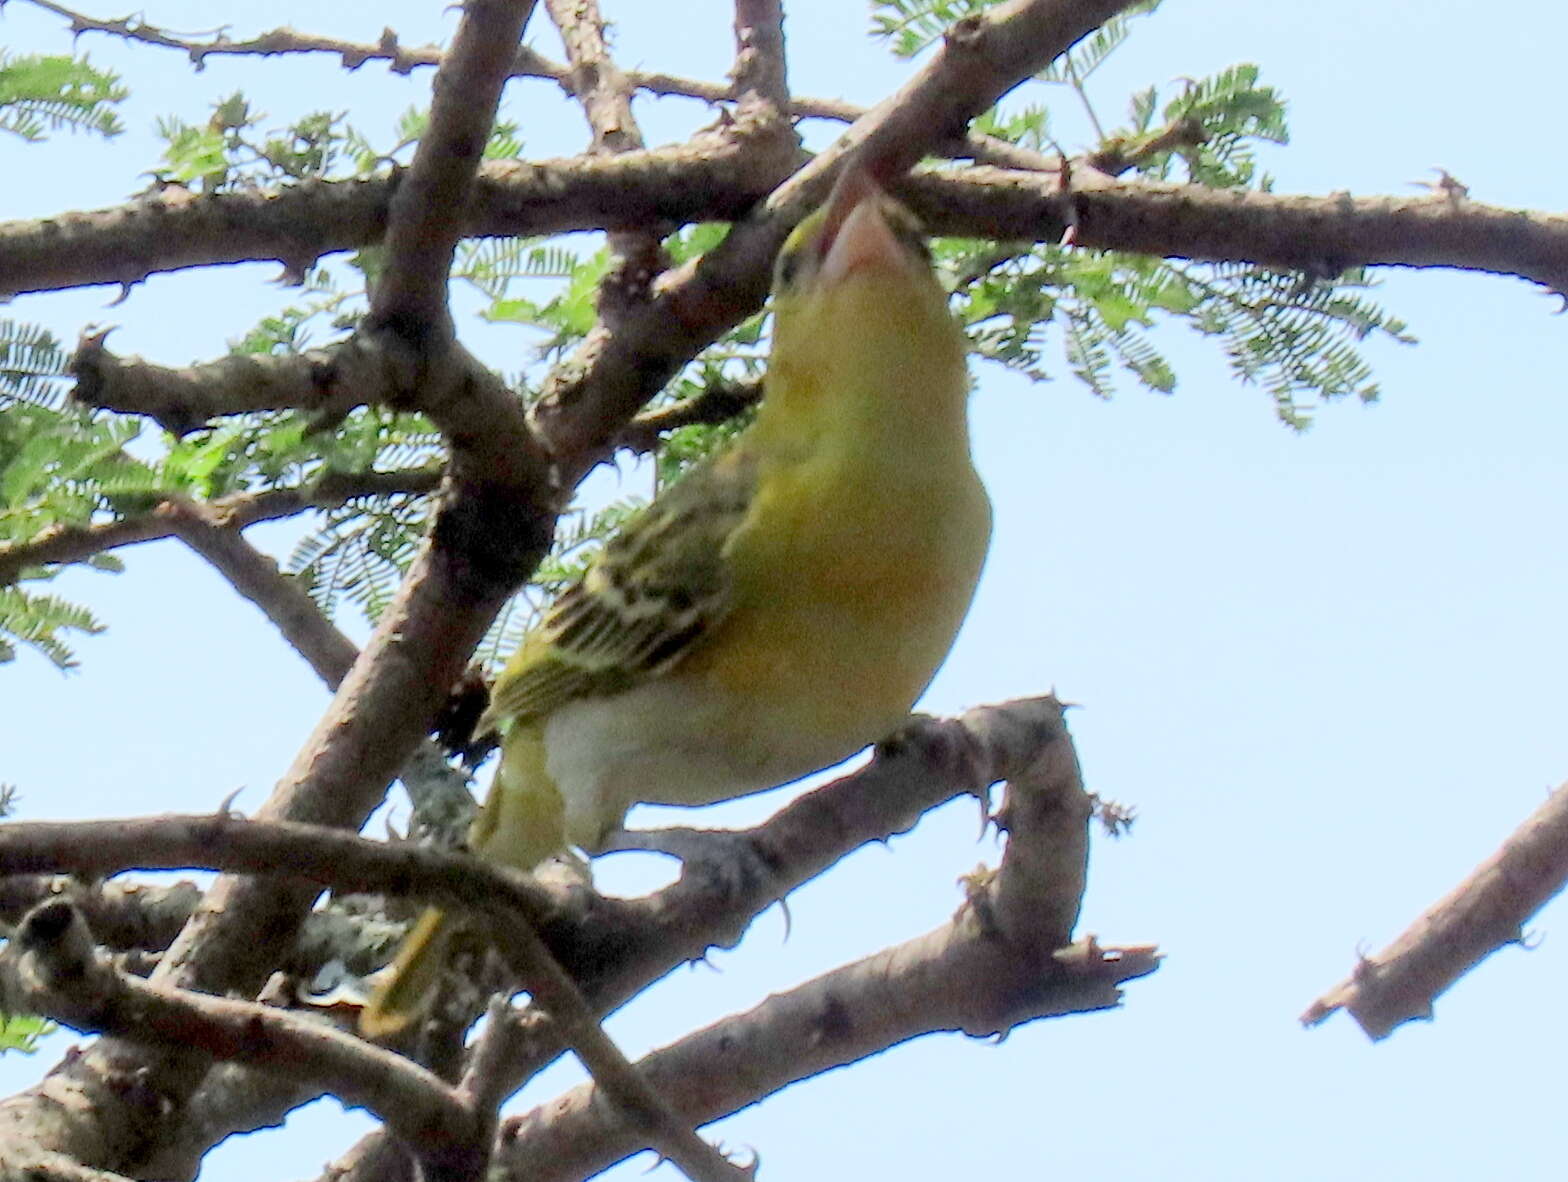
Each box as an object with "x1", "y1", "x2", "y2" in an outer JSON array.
[{"x1": 599, "y1": 826, "x2": 786, "y2": 909}]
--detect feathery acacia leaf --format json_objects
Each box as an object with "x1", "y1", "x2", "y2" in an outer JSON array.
[{"x1": 0, "y1": 53, "x2": 125, "y2": 141}]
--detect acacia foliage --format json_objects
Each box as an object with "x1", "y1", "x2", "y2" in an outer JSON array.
[{"x1": 0, "y1": 3, "x2": 1410, "y2": 672}]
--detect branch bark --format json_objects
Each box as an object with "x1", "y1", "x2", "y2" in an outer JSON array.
[
  {"x1": 0, "y1": 467, "x2": 440, "y2": 588},
  {"x1": 370, "y1": 0, "x2": 541, "y2": 336},
  {"x1": 730, "y1": 0, "x2": 789, "y2": 114},
  {"x1": 1303, "y1": 779, "x2": 1568, "y2": 1040},
  {"x1": 7, "y1": 154, "x2": 1564, "y2": 303},
  {"x1": 5, "y1": 901, "x2": 487, "y2": 1178}
]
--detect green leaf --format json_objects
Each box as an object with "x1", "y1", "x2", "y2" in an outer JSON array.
[
  {"x1": 0, "y1": 53, "x2": 126, "y2": 141},
  {"x1": 0, "y1": 1013, "x2": 51, "y2": 1055}
]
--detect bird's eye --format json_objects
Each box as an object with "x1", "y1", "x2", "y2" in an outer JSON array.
[
  {"x1": 885, "y1": 205, "x2": 932, "y2": 266},
  {"x1": 774, "y1": 248, "x2": 803, "y2": 289}
]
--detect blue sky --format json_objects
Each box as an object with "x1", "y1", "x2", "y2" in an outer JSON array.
[{"x1": 4, "y1": 2, "x2": 1567, "y2": 1178}]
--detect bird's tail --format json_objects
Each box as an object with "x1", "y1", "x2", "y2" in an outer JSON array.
[
  {"x1": 359, "y1": 724, "x2": 565, "y2": 1039},
  {"x1": 359, "y1": 906, "x2": 453, "y2": 1039}
]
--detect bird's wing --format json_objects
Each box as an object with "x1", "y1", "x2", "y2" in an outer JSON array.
[{"x1": 479, "y1": 446, "x2": 758, "y2": 730}]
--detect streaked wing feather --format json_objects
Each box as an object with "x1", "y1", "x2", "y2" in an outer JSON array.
[{"x1": 480, "y1": 448, "x2": 757, "y2": 731}]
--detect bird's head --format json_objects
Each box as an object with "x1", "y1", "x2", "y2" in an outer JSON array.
[
  {"x1": 771, "y1": 166, "x2": 938, "y2": 311},
  {"x1": 766, "y1": 166, "x2": 962, "y2": 408}
]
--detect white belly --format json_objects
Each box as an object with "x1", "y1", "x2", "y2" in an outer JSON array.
[{"x1": 541, "y1": 676, "x2": 852, "y2": 851}]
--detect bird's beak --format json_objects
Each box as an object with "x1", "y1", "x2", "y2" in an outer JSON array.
[{"x1": 817, "y1": 166, "x2": 904, "y2": 289}]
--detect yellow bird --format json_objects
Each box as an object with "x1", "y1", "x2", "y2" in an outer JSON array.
[{"x1": 360, "y1": 166, "x2": 992, "y2": 1038}]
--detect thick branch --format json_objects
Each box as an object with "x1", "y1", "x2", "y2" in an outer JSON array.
[
  {"x1": 498, "y1": 697, "x2": 1149, "y2": 1178},
  {"x1": 799, "y1": 0, "x2": 1136, "y2": 188},
  {"x1": 6, "y1": 901, "x2": 485, "y2": 1176},
  {"x1": 370, "y1": 0, "x2": 539, "y2": 335},
  {"x1": 502, "y1": 936, "x2": 1156, "y2": 1182},
  {"x1": 0, "y1": 818, "x2": 749, "y2": 1177},
  {"x1": 0, "y1": 877, "x2": 199, "y2": 955},
  {"x1": 1013, "y1": 168, "x2": 1568, "y2": 295},
  {"x1": 730, "y1": 0, "x2": 789, "y2": 113},
  {"x1": 0, "y1": 137, "x2": 791, "y2": 299},
  {"x1": 0, "y1": 813, "x2": 560, "y2": 929},
  {"x1": 79, "y1": 700, "x2": 1084, "y2": 1182},
  {"x1": 201, "y1": 699, "x2": 1092, "y2": 1182},
  {"x1": 1303, "y1": 779, "x2": 1568, "y2": 1040},
  {"x1": 0, "y1": 440, "x2": 552, "y2": 1172},
  {"x1": 67, "y1": 332, "x2": 552, "y2": 592},
  {"x1": 8, "y1": 13, "x2": 562, "y2": 1164},
  {"x1": 9, "y1": 154, "x2": 1563, "y2": 303}
]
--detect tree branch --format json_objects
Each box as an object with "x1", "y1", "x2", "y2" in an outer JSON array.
[
  {"x1": 370, "y1": 0, "x2": 539, "y2": 336},
  {"x1": 0, "y1": 7, "x2": 562, "y2": 1170},
  {"x1": 479, "y1": 907, "x2": 752, "y2": 1182},
  {"x1": 917, "y1": 165, "x2": 1568, "y2": 295},
  {"x1": 5, "y1": 700, "x2": 1102, "y2": 1182},
  {"x1": 545, "y1": 0, "x2": 643, "y2": 157},
  {"x1": 10, "y1": 150, "x2": 1563, "y2": 304},
  {"x1": 1302, "y1": 779, "x2": 1568, "y2": 1040},
  {"x1": 0, "y1": 876, "x2": 200, "y2": 955},
  {"x1": 496, "y1": 697, "x2": 1153, "y2": 1179},
  {"x1": 0, "y1": 813, "x2": 562, "y2": 929},
  {"x1": 611, "y1": 378, "x2": 763, "y2": 455},
  {"x1": 531, "y1": 0, "x2": 1140, "y2": 465},
  {"x1": 161, "y1": 502, "x2": 359, "y2": 686},
  {"x1": 5, "y1": 900, "x2": 487, "y2": 1178},
  {"x1": 16, "y1": 0, "x2": 849, "y2": 118},
  {"x1": 0, "y1": 467, "x2": 441, "y2": 588},
  {"x1": 0, "y1": 819, "x2": 755, "y2": 1177},
  {"x1": 730, "y1": 0, "x2": 789, "y2": 114},
  {"x1": 317, "y1": 698, "x2": 1112, "y2": 1182},
  {"x1": 541, "y1": 0, "x2": 673, "y2": 404},
  {"x1": 502, "y1": 936, "x2": 1155, "y2": 1182}
]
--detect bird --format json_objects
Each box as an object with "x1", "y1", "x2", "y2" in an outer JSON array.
[{"x1": 359, "y1": 165, "x2": 992, "y2": 1038}]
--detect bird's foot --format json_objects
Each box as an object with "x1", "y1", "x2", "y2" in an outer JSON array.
[{"x1": 598, "y1": 825, "x2": 787, "y2": 908}]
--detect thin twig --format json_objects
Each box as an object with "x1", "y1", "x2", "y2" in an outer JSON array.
[
  {"x1": 15, "y1": 0, "x2": 842, "y2": 119},
  {"x1": 484, "y1": 910, "x2": 752, "y2": 1181},
  {"x1": 612, "y1": 378, "x2": 762, "y2": 455},
  {"x1": 163, "y1": 502, "x2": 359, "y2": 686}
]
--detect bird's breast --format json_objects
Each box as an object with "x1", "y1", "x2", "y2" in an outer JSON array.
[{"x1": 690, "y1": 439, "x2": 991, "y2": 762}]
